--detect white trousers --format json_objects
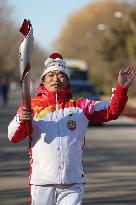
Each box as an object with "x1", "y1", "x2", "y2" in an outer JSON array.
[{"x1": 31, "y1": 183, "x2": 84, "y2": 205}]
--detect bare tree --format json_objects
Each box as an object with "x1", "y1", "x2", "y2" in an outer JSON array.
[{"x1": 0, "y1": 0, "x2": 47, "y2": 81}]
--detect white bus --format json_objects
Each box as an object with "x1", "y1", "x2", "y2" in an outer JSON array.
[{"x1": 65, "y1": 58, "x2": 89, "y2": 81}]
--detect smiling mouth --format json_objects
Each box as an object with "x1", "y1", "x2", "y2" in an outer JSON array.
[{"x1": 52, "y1": 83, "x2": 60, "y2": 87}]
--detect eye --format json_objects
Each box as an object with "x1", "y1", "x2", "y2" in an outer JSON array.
[{"x1": 48, "y1": 74, "x2": 54, "y2": 77}]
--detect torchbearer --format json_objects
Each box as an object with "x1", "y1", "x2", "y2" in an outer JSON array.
[
  {"x1": 19, "y1": 19, "x2": 34, "y2": 137},
  {"x1": 8, "y1": 48, "x2": 136, "y2": 204}
]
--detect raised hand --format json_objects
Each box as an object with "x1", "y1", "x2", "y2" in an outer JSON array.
[{"x1": 118, "y1": 66, "x2": 136, "y2": 88}]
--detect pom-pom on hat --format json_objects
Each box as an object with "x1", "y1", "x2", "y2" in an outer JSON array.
[{"x1": 41, "y1": 53, "x2": 70, "y2": 80}]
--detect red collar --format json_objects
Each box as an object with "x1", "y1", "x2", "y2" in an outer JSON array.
[{"x1": 36, "y1": 84, "x2": 72, "y2": 104}]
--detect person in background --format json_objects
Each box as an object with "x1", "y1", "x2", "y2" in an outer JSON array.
[
  {"x1": 8, "y1": 53, "x2": 136, "y2": 205},
  {"x1": 0, "y1": 75, "x2": 10, "y2": 106}
]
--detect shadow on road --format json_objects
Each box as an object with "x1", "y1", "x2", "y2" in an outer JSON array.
[
  {"x1": 102, "y1": 124, "x2": 136, "y2": 128},
  {"x1": 83, "y1": 194, "x2": 136, "y2": 205},
  {"x1": 0, "y1": 188, "x2": 29, "y2": 201},
  {"x1": 82, "y1": 124, "x2": 136, "y2": 204}
]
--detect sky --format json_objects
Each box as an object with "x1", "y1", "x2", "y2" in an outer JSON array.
[
  {"x1": 9, "y1": 0, "x2": 95, "y2": 52},
  {"x1": 9, "y1": 0, "x2": 135, "y2": 53}
]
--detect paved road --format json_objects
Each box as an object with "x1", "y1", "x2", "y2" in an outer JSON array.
[{"x1": 0, "y1": 90, "x2": 136, "y2": 205}]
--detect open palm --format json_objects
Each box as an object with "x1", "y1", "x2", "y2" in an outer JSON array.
[{"x1": 118, "y1": 66, "x2": 136, "y2": 88}]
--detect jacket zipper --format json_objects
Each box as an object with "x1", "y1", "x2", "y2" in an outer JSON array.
[{"x1": 56, "y1": 93, "x2": 62, "y2": 184}]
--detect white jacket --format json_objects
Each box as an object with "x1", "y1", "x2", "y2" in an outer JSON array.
[{"x1": 8, "y1": 85, "x2": 128, "y2": 185}]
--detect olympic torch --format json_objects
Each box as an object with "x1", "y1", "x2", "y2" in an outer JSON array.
[{"x1": 19, "y1": 19, "x2": 33, "y2": 137}]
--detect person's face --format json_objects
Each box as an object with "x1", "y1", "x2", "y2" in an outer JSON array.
[{"x1": 42, "y1": 71, "x2": 69, "y2": 91}]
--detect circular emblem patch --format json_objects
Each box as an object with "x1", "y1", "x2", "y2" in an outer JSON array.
[{"x1": 67, "y1": 120, "x2": 76, "y2": 131}]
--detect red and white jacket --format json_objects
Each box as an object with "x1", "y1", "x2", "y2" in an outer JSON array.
[{"x1": 8, "y1": 84, "x2": 128, "y2": 185}]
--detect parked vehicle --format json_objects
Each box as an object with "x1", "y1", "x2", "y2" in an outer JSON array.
[
  {"x1": 65, "y1": 58, "x2": 89, "y2": 81},
  {"x1": 70, "y1": 80, "x2": 100, "y2": 101}
]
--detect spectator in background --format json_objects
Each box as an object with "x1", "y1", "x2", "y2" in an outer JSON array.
[{"x1": 0, "y1": 75, "x2": 10, "y2": 106}]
